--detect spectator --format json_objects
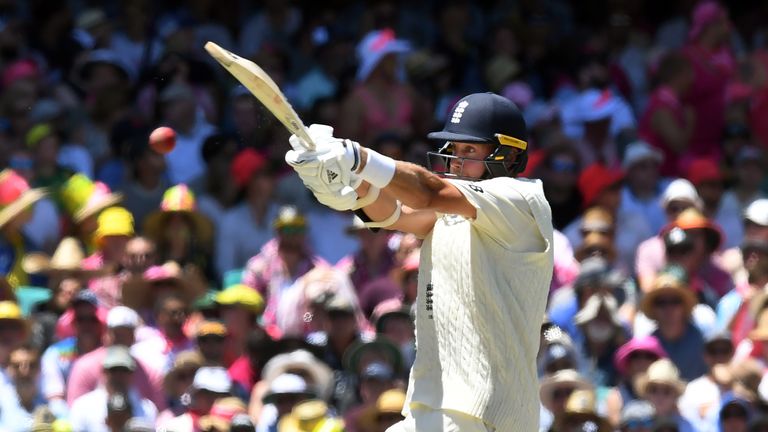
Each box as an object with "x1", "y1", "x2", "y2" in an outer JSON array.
[
  {"x1": 26, "y1": 123, "x2": 73, "y2": 209},
  {"x1": 719, "y1": 147, "x2": 767, "y2": 225},
  {"x1": 687, "y1": 157, "x2": 743, "y2": 248},
  {"x1": 155, "y1": 350, "x2": 204, "y2": 425},
  {"x1": 638, "y1": 274, "x2": 707, "y2": 381},
  {"x1": 370, "y1": 299, "x2": 415, "y2": 371},
  {"x1": 573, "y1": 294, "x2": 627, "y2": 387},
  {"x1": 160, "y1": 82, "x2": 217, "y2": 184},
  {"x1": 190, "y1": 133, "x2": 239, "y2": 228},
  {"x1": 619, "y1": 140, "x2": 669, "y2": 234},
  {"x1": 160, "y1": 366, "x2": 233, "y2": 431},
  {"x1": 357, "y1": 389, "x2": 406, "y2": 432},
  {"x1": 215, "y1": 284, "x2": 265, "y2": 363},
  {"x1": 540, "y1": 143, "x2": 583, "y2": 231},
  {"x1": 120, "y1": 139, "x2": 169, "y2": 229},
  {"x1": 257, "y1": 373, "x2": 317, "y2": 432},
  {"x1": 242, "y1": 205, "x2": 328, "y2": 333},
  {"x1": 0, "y1": 345, "x2": 46, "y2": 431},
  {"x1": 553, "y1": 389, "x2": 613, "y2": 432},
  {"x1": 83, "y1": 206, "x2": 134, "y2": 273},
  {"x1": 636, "y1": 179, "x2": 704, "y2": 292},
  {"x1": 537, "y1": 327, "x2": 582, "y2": 378},
  {"x1": 605, "y1": 336, "x2": 668, "y2": 426},
  {"x1": 198, "y1": 397, "x2": 248, "y2": 432},
  {"x1": 69, "y1": 346, "x2": 157, "y2": 432},
  {"x1": 635, "y1": 358, "x2": 694, "y2": 432},
  {"x1": 717, "y1": 394, "x2": 754, "y2": 432},
  {"x1": 66, "y1": 306, "x2": 162, "y2": 410},
  {"x1": 539, "y1": 370, "x2": 595, "y2": 432},
  {"x1": 216, "y1": 149, "x2": 280, "y2": 276},
  {"x1": 193, "y1": 320, "x2": 227, "y2": 367},
  {"x1": 41, "y1": 290, "x2": 104, "y2": 417},
  {"x1": 678, "y1": 330, "x2": 736, "y2": 430},
  {"x1": 143, "y1": 184, "x2": 215, "y2": 280},
  {"x1": 638, "y1": 52, "x2": 695, "y2": 177},
  {"x1": 60, "y1": 174, "x2": 122, "y2": 253},
  {"x1": 345, "y1": 361, "x2": 399, "y2": 432},
  {"x1": 0, "y1": 169, "x2": 47, "y2": 288},
  {"x1": 719, "y1": 199, "x2": 768, "y2": 285},
  {"x1": 228, "y1": 327, "x2": 275, "y2": 396}
]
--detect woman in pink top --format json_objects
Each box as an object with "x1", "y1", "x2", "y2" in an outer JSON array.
[
  {"x1": 638, "y1": 52, "x2": 695, "y2": 177},
  {"x1": 681, "y1": 1, "x2": 735, "y2": 159}
]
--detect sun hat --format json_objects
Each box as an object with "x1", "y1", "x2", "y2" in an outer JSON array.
[
  {"x1": 216, "y1": 284, "x2": 265, "y2": 315},
  {"x1": 343, "y1": 337, "x2": 403, "y2": 375},
  {"x1": 0, "y1": 169, "x2": 47, "y2": 229},
  {"x1": 262, "y1": 349, "x2": 333, "y2": 399},
  {"x1": 163, "y1": 350, "x2": 204, "y2": 394},
  {"x1": 192, "y1": 366, "x2": 232, "y2": 394},
  {"x1": 231, "y1": 148, "x2": 268, "y2": 189},
  {"x1": 358, "y1": 389, "x2": 406, "y2": 430},
  {"x1": 94, "y1": 207, "x2": 134, "y2": 240},
  {"x1": 640, "y1": 273, "x2": 698, "y2": 321},
  {"x1": 660, "y1": 179, "x2": 703, "y2": 211},
  {"x1": 578, "y1": 163, "x2": 623, "y2": 208},
  {"x1": 622, "y1": 140, "x2": 664, "y2": 171},
  {"x1": 636, "y1": 358, "x2": 687, "y2": 397},
  {"x1": 614, "y1": 336, "x2": 668, "y2": 376},
  {"x1": 263, "y1": 373, "x2": 317, "y2": 405},
  {"x1": 0, "y1": 301, "x2": 29, "y2": 334},
  {"x1": 102, "y1": 346, "x2": 136, "y2": 371},
  {"x1": 143, "y1": 184, "x2": 213, "y2": 246},
  {"x1": 661, "y1": 207, "x2": 723, "y2": 252},
  {"x1": 278, "y1": 399, "x2": 344, "y2": 432},
  {"x1": 558, "y1": 389, "x2": 613, "y2": 432},
  {"x1": 60, "y1": 174, "x2": 122, "y2": 223},
  {"x1": 22, "y1": 237, "x2": 104, "y2": 275},
  {"x1": 356, "y1": 29, "x2": 411, "y2": 82},
  {"x1": 744, "y1": 199, "x2": 768, "y2": 227},
  {"x1": 539, "y1": 369, "x2": 594, "y2": 412}
]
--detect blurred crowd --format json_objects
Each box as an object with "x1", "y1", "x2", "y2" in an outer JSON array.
[{"x1": 0, "y1": 0, "x2": 766, "y2": 431}]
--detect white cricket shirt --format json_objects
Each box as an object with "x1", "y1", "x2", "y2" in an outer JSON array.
[{"x1": 404, "y1": 176, "x2": 554, "y2": 431}]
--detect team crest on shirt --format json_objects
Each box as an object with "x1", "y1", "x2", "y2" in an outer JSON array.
[{"x1": 450, "y1": 100, "x2": 469, "y2": 123}]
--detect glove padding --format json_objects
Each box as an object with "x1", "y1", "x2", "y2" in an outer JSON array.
[{"x1": 286, "y1": 124, "x2": 361, "y2": 211}]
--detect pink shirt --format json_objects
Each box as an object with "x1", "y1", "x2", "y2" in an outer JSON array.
[
  {"x1": 66, "y1": 346, "x2": 166, "y2": 410},
  {"x1": 683, "y1": 44, "x2": 735, "y2": 159},
  {"x1": 639, "y1": 86, "x2": 687, "y2": 177},
  {"x1": 228, "y1": 355, "x2": 257, "y2": 393}
]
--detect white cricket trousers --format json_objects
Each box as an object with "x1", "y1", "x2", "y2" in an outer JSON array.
[{"x1": 386, "y1": 405, "x2": 495, "y2": 432}]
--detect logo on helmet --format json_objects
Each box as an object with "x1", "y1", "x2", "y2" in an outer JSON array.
[{"x1": 450, "y1": 100, "x2": 469, "y2": 124}]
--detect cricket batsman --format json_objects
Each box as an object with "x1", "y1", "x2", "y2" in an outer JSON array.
[{"x1": 285, "y1": 92, "x2": 554, "y2": 431}]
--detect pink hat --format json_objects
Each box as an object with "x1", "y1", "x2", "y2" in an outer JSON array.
[
  {"x1": 689, "y1": 1, "x2": 727, "y2": 41},
  {"x1": 614, "y1": 336, "x2": 668, "y2": 376},
  {"x1": 2, "y1": 59, "x2": 39, "y2": 88}
]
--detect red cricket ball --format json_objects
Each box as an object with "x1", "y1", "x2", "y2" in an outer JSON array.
[{"x1": 149, "y1": 126, "x2": 177, "y2": 154}]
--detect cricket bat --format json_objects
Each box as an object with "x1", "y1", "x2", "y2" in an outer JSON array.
[{"x1": 204, "y1": 41, "x2": 315, "y2": 150}]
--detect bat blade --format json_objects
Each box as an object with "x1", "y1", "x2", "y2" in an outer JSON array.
[{"x1": 204, "y1": 41, "x2": 315, "y2": 150}]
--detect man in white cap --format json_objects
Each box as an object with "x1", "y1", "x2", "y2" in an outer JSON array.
[
  {"x1": 66, "y1": 306, "x2": 163, "y2": 409},
  {"x1": 70, "y1": 346, "x2": 157, "y2": 432},
  {"x1": 159, "y1": 366, "x2": 232, "y2": 431},
  {"x1": 618, "y1": 140, "x2": 669, "y2": 234}
]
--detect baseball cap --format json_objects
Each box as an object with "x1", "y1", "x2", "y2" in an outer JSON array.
[
  {"x1": 745, "y1": 199, "x2": 768, "y2": 226},
  {"x1": 360, "y1": 361, "x2": 395, "y2": 381},
  {"x1": 106, "y1": 306, "x2": 139, "y2": 329},
  {"x1": 196, "y1": 320, "x2": 227, "y2": 338},
  {"x1": 192, "y1": 366, "x2": 232, "y2": 394},
  {"x1": 102, "y1": 346, "x2": 136, "y2": 371},
  {"x1": 686, "y1": 158, "x2": 722, "y2": 186},
  {"x1": 230, "y1": 413, "x2": 256, "y2": 432},
  {"x1": 216, "y1": 284, "x2": 265, "y2": 315},
  {"x1": 427, "y1": 92, "x2": 527, "y2": 148},
  {"x1": 622, "y1": 140, "x2": 663, "y2": 170},
  {"x1": 661, "y1": 179, "x2": 703, "y2": 210}
]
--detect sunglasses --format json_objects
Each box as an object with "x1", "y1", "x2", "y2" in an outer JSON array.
[{"x1": 653, "y1": 297, "x2": 683, "y2": 308}]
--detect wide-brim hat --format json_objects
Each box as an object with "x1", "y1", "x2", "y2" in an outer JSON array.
[
  {"x1": 262, "y1": 373, "x2": 317, "y2": 405},
  {"x1": 358, "y1": 389, "x2": 406, "y2": 430},
  {"x1": 144, "y1": 210, "x2": 213, "y2": 247},
  {"x1": 61, "y1": 173, "x2": 123, "y2": 223},
  {"x1": 121, "y1": 261, "x2": 207, "y2": 309},
  {"x1": 636, "y1": 359, "x2": 687, "y2": 398},
  {"x1": 343, "y1": 337, "x2": 403, "y2": 375},
  {"x1": 356, "y1": 28, "x2": 411, "y2": 82},
  {"x1": 22, "y1": 237, "x2": 107, "y2": 276},
  {"x1": 539, "y1": 369, "x2": 594, "y2": 412},
  {"x1": 639, "y1": 273, "x2": 698, "y2": 321},
  {"x1": 614, "y1": 336, "x2": 667, "y2": 376},
  {"x1": 262, "y1": 350, "x2": 333, "y2": 399},
  {"x1": 557, "y1": 389, "x2": 613, "y2": 432},
  {"x1": 661, "y1": 207, "x2": 723, "y2": 252},
  {"x1": 0, "y1": 169, "x2": 47, "y2": 229}
]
